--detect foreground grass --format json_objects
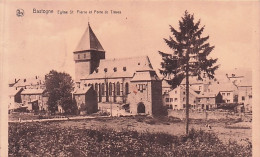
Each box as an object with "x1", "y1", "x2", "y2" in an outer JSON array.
[{"x1": 9, "y1": 122, "x2": 251, "y2": 157}]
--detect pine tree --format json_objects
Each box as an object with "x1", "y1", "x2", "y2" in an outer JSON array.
[{"x1": 159, "y1": 11, "x2": 219, "y2": 134}]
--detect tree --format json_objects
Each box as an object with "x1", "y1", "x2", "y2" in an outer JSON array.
[
  {"x1": 159, "y1": 11, "x2": 219, "y2": 134},
  {"x1": 45, "y1": 70, "x2": 77, "y2": 114}
]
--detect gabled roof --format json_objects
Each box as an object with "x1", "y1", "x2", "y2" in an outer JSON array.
[
  {"x1": 83, "y1": 56, "x2": 153, "y2": 80},
  {"x1": 236, "y1": 77, "x2": 252, "y2": 87},
  {"x1": 74, "y1": 23, "x2": 104, "y2": 52},
  {"x1": 208, "y1": 82, "x2": 237, "y2": 95},
  {"x1": 13, "y1": 76, "x2": 45, "y2": 87},
  {"x1": 180, "y1": 76, "x2": 204, "y2": 85},
  {"x1": 21, "y1": 89, "x2": 44, "y2": 95},
  {"x1": 197, "y1": 92, "x2": 216, "y2": 98},
  {"x1": 9, "y1": 88, "x2": 23, "y2": 96},
  {"x1": 162, "y1": 80, "x2": 171, "y2": 88},
  {"x1": 73, "y1": 86, "x2": 92, "y2": 95},
  {"x1": 131, "y1": 70, "x2": 160, "y2": 82}
]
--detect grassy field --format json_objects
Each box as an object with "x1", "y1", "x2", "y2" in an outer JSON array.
[{"x1": 9, "y1": 116, "x2": 251, "y2": 156}]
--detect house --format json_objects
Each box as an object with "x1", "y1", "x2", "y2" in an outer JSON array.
[
  {"x1": 163, "y1": 85, "x2": 198, "y2": 110},
  {"x1": 236, "y1": 78, "x2": 252, "y2": 112},
  {"x1": 163, "y1": 80, "x2": 216, "y2": 110},
  {"x1": 73, "y1": 86, "x2": 98, "y2": 115},
  {"x1": 8, "y1": 88, "x2": 24, "y2": 112},
  {"x1": 209, "y1": 81, "x2": 238, "y2": 104},
  {"x1": 73, "y1": 23, "x2": 163, "y2": 116},
  {"x1": 21, "y1": 89, "x2": 48, "y2": 111},
  {"x1": 162, "y1": 79, "x2": 172, "y2": 95},
  {"x1": 197, "y1": 93, "x2": 216, "y2": 110}
]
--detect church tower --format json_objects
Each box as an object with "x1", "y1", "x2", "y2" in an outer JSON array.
[{"x1": 74, "y1": 23, "x2": 105, "y2": 82}]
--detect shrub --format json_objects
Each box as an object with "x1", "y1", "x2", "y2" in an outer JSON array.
[{"x1": 9, "y1": 123, "x2": 252, "y2": 157}]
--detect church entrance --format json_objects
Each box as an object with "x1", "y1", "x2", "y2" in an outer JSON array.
[{"x1": 137, "y1": 102, "x2": 145, "y2": 113}]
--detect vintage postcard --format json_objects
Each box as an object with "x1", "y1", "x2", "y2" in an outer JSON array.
[{"x1": 1, "y1": 1, "x2": 259, "y2": 156}]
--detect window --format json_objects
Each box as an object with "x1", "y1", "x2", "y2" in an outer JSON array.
[
  {"x1": 109, "y1": 83, "x2": 112, "y2": 96},
  {"x1": 95, "y1": 83, "x2": 98, "y2": 91},
  {"x1": 113, "y1": 67, "x2": 117, "y2": 72},
  {"x1": 101, "y1": 83, "x2": 105, "y2": 96},
  {"x1": 183, "y1": 104, "x2": 186, "y2": 108},
  {"x1": 123, "y1": 67, "x2": 127, "y2": 71},
  {"x1": 138, "y1": 84, "x2": 146, "y2": 92},
  {"x1": 174, "y1": 98, "x2": 178, "y2": 102},
  {"x1": 78, "y1": 54, "x2": 80, "y2": 59},
  {"x1": 170, "y1": 98, "x2": 173, "y2": 102},
  {"x1": 183, "y1": 97, "x2": 185, "y2": 102},
  {"x1": 125, "y1": 83, "x2": 129, "y2": 94},
  {"x1": 166, "y1": 98, "x2": 169, "y2": 102},
  {"x1": 84, "y1": 54, "x2": 86, "y2": 58},
  {"x1": 227, "y1": 93, "x2": 230, "y2": 96},
  {"x1": 175, "y1": 90, "x2": 177, "y2": 94},
  {"x1": 249, "y1": 95, "x2": 252, "y2": 99},
  {"x1": 104, "y1": 68, "x2": 108, "y2": 72},
  {"x1": 227, "y1": 100, "x2": 230, "y2": 103},
  {"x1": 198, "y1": 98, "x2": 201, "y2": 102},
  {"x1": 199, "y1": 86, "x2": 202, "y2": 90},
  {"x1": 222, "y1": 93, "x2": 225, "y2": 96},
  {"x1": 242, "y1": 96, "x2": 245, "y2": 101},
  {"x1": 116, "y1": 82, "x2": 120, "y2": 95},
  {"x1": 183, "y1": 91, "x2": 185, "y2": 94}
]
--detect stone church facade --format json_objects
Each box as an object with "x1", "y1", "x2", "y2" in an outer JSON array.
[{"x1": 73, "y1": 23, "x2": 163, "y2": 115}]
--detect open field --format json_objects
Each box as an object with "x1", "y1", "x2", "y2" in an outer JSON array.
[{"x1": 9, "y1": 116, "x2": 251, "y2": 156}]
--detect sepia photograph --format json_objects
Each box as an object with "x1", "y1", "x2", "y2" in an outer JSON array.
[{"x1": 1, "y1": 1, "x2": 259, "y2": 156}]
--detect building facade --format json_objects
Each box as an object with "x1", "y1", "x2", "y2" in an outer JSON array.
[
  {"x1": 73, "y1": 86, "x2": 98, "y2": 114},
  {"x1": 73, "y1": 23, "x2": 163, "y2": 115}
]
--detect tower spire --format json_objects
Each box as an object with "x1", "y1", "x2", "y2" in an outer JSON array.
[
  {"x1": 74, "y1": 23, "x2": 105, "y2": 82},
  {"x1": 74, "y1": 22, "x2": 104, "y2": 52}
]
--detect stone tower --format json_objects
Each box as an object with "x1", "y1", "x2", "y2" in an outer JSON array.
[
  {"x1": 74, "y1": 23, "x2": 105, "y2": 82},
  {"x1": 129, "y1": 61, "x2": 163, "y2": 115}
]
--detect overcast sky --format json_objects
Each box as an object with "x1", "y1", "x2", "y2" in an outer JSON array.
[{"x1": 3, "y1": 1, "x2": 259, "y2": 80}]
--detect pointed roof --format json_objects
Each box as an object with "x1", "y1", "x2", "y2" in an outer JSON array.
[{"x1": 74, "y1": 23, "x2": 104, "y2": 52}]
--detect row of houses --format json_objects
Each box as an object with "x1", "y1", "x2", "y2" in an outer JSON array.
[
  {"x1": 162, "y1": 72, "x2": 252, "y2": 112},
  {"x1": 8, "y1": 80, "x2": 98, "y2": 115}
]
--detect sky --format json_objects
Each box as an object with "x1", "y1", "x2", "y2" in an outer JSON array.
[{"x1": 3, "y1": 1, "x2": 260, "y2": 80}]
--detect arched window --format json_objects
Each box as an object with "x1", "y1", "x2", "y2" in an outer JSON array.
[
  {"x1": 116, "y1": 82, "x2": 120, "y2": 95},
  {"x1": 125, "y1": 82, "x2": 129, "y2": 95},
  {"x1": 101, "y1": 83, "x2": 105, "y2": 96},
  {"x1": 98, "y1": 84, "x2": 102, "y2": 102},
  {"x1": 109, "y1": 83, "x2": 112, "y2": 96},
  {"x1": 95, "y1": 83, "x2": 98, "y2": 91}
]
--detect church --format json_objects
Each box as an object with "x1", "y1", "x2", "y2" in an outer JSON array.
[{"x1": 73, "y1": 23, "x2": 163, "y2": 115}]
